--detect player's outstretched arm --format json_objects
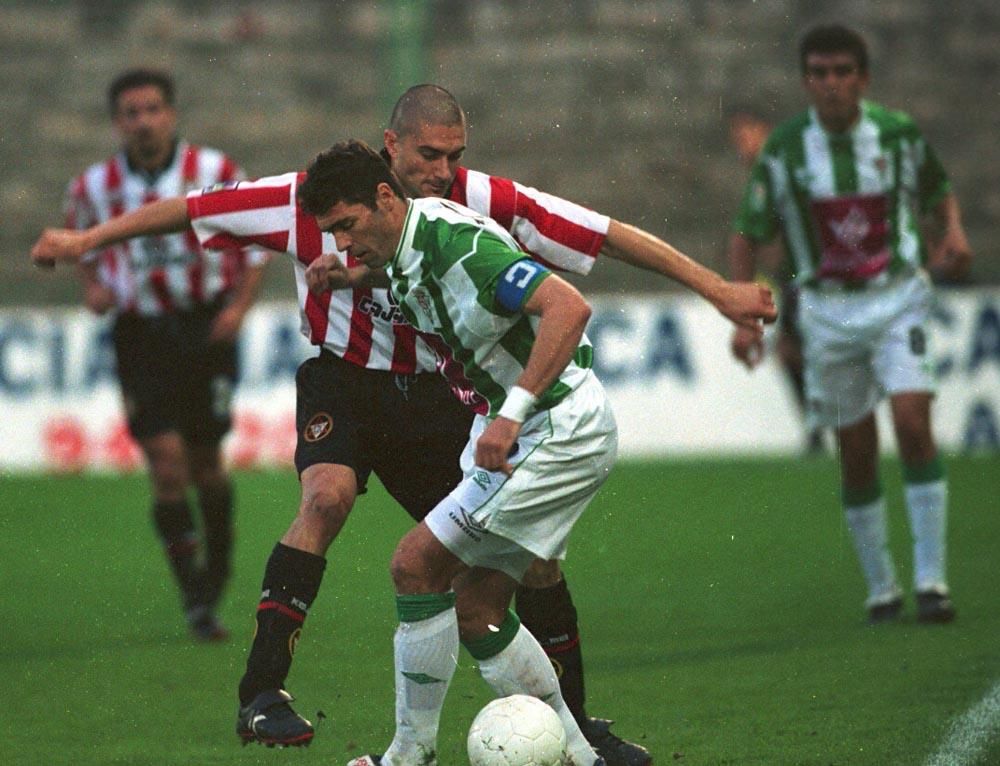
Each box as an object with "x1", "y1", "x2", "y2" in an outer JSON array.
[
  {"x1": 31, "y1": 196, "x2": 190, "y2": 268},
  {"x1": 603, "y1": 220, "x2": 776, "y2": 329}
]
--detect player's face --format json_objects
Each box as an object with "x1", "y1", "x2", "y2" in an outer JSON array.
[
  {"x1": 315, "y1": 185, "x2": 401, "y2": 269},
  {"x1": 384, "y1": 122, "x2": 466, "y2": 198},
  {"x1": 113, "y1": 85, "x2": 177, "y2": 167},
  {"x1": 802, "y1": 52, "x2": 868, "y2": 133}
]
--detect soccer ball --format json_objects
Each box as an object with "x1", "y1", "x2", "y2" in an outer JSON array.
[{"x1": 467, "y1": 694, "x2": 567, "y2": 766}]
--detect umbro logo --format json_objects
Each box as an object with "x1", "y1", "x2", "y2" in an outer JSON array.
[{"x1": 458, "y1": 507, "x2": 487, "y2": 533}]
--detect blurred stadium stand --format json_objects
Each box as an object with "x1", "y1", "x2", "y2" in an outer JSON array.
[{"x1": 3, "y1": 0, "x2": 998, "y2": 305}]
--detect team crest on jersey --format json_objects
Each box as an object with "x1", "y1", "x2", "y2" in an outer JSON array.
[
  {"x1": 201, "y1": 180, "x2": 241, "y2": 194},
  {"x1": 410, "y1": 287, "x2": 436, "y2": 325},
  {"x1": 829, "y1": 206, "x2": 871, "y2": 250},
  {"x1": 303, "y1": 412, "x2": 333, "y2": 442}
]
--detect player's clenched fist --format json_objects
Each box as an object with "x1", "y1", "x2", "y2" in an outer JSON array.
[
  {"x1": 304, "y1": 252, "x2": 350, "y2": 294},
  {"x1": 719, "y1": 281, "x2": 778, "y2": 330},
  {"x1": 475, "y1": 416, "x2": 522, "y2": 477},
  {"x1": 30, "y1": 227, "x2": 90, "y2": 268}
]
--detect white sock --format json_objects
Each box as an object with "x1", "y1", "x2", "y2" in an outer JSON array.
[
  {"x1": 905, "y1": 479, "x2": 949, "y2": 593},
  {"x1": 383, "y1": 607, "x2": 458, "y2": 766},
  {"x1": 844, "y1": 496, "x2": 901, "y2": 607},
  {"x1": 478, "y1": 624, "x2": 597, "y2": 766}
]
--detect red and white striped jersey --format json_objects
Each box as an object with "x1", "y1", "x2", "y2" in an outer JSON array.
[
  {"x1": 185, "y1": 167, "x2": 610, "y2": 374},
  {"x1": 447, "y1": 166, "x2": 609, "y2": 274},
  {"x1": 64, "y1": 141, "x2": 263, "y2": 316}
]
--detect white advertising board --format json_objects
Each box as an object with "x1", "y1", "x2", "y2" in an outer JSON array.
[{"x1": 1, "y1": 290, "x2": 997, "y2": 472}]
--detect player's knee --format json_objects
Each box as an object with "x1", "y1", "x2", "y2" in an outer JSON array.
[
  {"x1": 520, "y1": 559, "x2": 562, "y2": 590},
  {"x1": 390, "y1": 547, "x2": 431, "y2": 593},
  {"x1": 390, "y1": 537, "x2": 454, "y2": 594},
  {"x1": 143, "y1": 435, "x2": 189, "y2": 496},
  {"x1": 188, "y1": 452, "x2": 226, "y2": 489},
  {"x1": 898, "y1": 434, "x2": 937, "y2": 465},
  {"x1": 147, "y1": 460, "x2": 188, "y2": 498}
]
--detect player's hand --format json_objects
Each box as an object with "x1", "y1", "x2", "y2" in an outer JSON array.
[
  {"x1": 209, "y1": 304, "x2": 244, "y2": 344},
  {"x1": 475, "y1": 417, "x2": 522, "y2": 477},
  {"x1": 717, "y1": 281, "x2": 778, "y2": 330},
  {"x1": 30, "y1": 228, "x2": 90, "y2": 269},
  {"x1": 927, "y1": 229, "x2": 973, "y2": 284},
  {"x1": 305, "y1": 253, "x2": 351, "y2": 295},
  {"x1": 731, "y1": 325, "x2": 765, "y2": 369},
  {"x1": 83, "y1": 283, "x2": 116, "y2": 315}
]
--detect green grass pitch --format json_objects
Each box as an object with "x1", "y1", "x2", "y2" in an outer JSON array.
[{"x1": 3, "y1": 454, "x2": 999, "y2": 765}]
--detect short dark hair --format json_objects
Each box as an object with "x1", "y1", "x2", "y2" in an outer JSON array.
[
  {"x1": 108, "y1": 68, "x2": 175, "y2": 114},
  {"x1": 799, "y1": 25, "x2": 869, "y2": 74},
  {"x1": 388, "y1": 84, "x2": 465, "y2": 137},
  {"x1": 298, "y1": 139, "x2": 405, "y2": 217}
]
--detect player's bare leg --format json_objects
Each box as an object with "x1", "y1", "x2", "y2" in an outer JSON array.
[
  {"x1": 516, "y1": 559, "x2": 651, "y2": 766},
  {"x1": 236, "y1": 462, "x2": 356, "y2": 747}
]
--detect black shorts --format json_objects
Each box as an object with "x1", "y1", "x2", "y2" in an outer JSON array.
[
  {"x1": 112, "y1": 306, "x2": 237, "y2": 446},
  {"x1": 295, "y1": 349, "x2": 473, "y2": 521}
]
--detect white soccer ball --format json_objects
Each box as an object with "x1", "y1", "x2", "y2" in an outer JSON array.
[{"x1": 467, "y1": 694, "x2": 568, "y2": 766}]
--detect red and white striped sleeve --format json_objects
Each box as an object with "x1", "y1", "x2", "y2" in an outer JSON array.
[
  {"x1": 450, "y1": 167, "x2": 610, "y2": 275},
  {"x1": 186, "y1": 173, "x2": 300, "y2": 255}
]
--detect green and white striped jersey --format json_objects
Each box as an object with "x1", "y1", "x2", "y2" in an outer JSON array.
[
  {"x1": 389, "y1": 197, "x2": 593, "y2": 417},
  {"x1": 733, "y1": 100, "x2": 951, "y2": 287}
]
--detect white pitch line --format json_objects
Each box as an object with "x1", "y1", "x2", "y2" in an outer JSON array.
[{"x1": 925, "y1": 679, "x2": 1000, "y2": 766}]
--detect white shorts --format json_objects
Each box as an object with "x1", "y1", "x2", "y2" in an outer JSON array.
[
  {"x1": 424, "y1": 372, "x2": 618, "y2": 581},
  {"x1": 799, "y1": 271, "x2": 937, "y2": 429}
]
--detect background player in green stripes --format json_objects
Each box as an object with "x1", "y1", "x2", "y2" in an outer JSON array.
[{"x1": 726, "y1": 24, "x2": 973, "y2": 625}]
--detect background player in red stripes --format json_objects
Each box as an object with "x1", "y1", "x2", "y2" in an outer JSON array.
[{"x1": 62, "y1": 68, "x2": 267, "y2": 641}]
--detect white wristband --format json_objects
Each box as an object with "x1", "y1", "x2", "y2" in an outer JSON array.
[{"x1": 497, "y1": 386, "x2": 538, "y2": 423}]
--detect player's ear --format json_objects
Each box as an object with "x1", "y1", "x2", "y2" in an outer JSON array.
[
  {"x1": 375, "y1": 182, "x2": 396, "y2": 209},
  {"x1": 383, "y1": 129, "x2": 399, "y2": 159}
]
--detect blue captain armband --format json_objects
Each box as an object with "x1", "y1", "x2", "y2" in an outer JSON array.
[{"x1": 496, "y1": 258, "x2": 549, "y2": 312}]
